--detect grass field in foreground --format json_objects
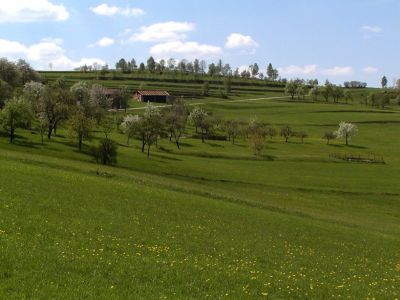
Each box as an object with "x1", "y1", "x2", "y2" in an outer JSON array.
[{"x1": 1, "y1": 96, "x2": 400, "y2": 298}]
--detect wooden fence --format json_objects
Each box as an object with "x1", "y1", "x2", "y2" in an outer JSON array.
[{"x1": 329, "y1": 153, "x2": 385, "y2": 164}]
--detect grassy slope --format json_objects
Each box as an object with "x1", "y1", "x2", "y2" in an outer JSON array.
[{"x1": 1, "y1": 78, "x2": 400, "y2": 298}]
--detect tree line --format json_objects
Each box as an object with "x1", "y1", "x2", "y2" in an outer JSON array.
[{"x1": 75, "y1": 56, "x2": 283, "y2": 83}]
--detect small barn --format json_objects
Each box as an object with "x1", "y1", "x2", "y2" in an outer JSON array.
[{"x1": 134, "y1": 90, "x2": 170, "y2": 103}]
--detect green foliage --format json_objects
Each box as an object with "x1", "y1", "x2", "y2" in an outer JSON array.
[
  {"x1": 68, "y1": 106, "x2": 95, "y2": 151},
  {"x1": 93, "y1": 138, "x2": 118, "y2": 165},
  {"x1": 0, "y1": 97, "x2": 33, "y2": 142},
  {"x1": 323, "y1": 131, "x2": 336, "y2": 144},
  {"x1": 280, "y1": 125, "x2": 293, "y2": 143}
]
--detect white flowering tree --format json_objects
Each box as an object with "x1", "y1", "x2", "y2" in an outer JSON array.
[
  {"x1": 121, "y1": 114, "x2": 141, "y2": 146},
  {"x1": 189, "y1": 106, "x2": 207, "y2": 133},
  {"x1": 335, "y1": 122, "x2": 358, "y2": 145}
]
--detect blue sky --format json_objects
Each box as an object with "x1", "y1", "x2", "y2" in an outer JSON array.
[{"x1": 0, "y1": 0, "x2": 399, "y2": 86}]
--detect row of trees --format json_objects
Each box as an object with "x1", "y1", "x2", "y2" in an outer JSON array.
[
  {"x1": 285, "y1": 79, "x2": 353, "y2": 103},
  {"x1": 119, "y1": 101, "x2": 359, "y2": 158},
  {"x1": 81, "y1": 57, "x2": 283, "y2": 82}
]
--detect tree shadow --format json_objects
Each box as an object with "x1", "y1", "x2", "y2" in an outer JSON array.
[
  {"x1": 177, "y1": 142, "x2": 194, "y2": 148},
  {"x1": 207, "y1": 142, "x2": 224, "y2": 148},
  {"x1": 347, "y1": 144, "x2": 368, "y2": 150}
]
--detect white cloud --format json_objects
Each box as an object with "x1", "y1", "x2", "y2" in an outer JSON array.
[
  {"x1": 130, "y1": 21, "x2": 195, "y2": 43},
  {"x1": 90, "y1": 37, "x2": 115, "y2": 47},
  {"x1": 321, "y1": 66, "x2": 354, "y2": 76},
  {"x1": 278, "y1": 64, "x2": 353, "y2": 77},
  {"x1": 0, "y1": 38, "x2": 105, "y2": 70},
  {"x1": 0, "y1": 0, "x2": 69, "y2": 22},
  {"x1": 91, "y1": 3, "x2": 144, "y2": 17},
  {"x1": 361, "y1": 25, "x2": 383, "y2": 33},
  {"x1": 362, "y1": 66, "x2": 378, "y2": 74},
  {"x1": 150, "y1": 41, "x2": 222, "y2": 60},
  {"x1": 278, "y1": 65, "x2": 318, "y2": 76},
  {"x1": 225, "y1": 33, "x2": 259, "y2": 49}
]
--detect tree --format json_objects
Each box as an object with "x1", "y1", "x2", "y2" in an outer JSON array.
[
  {"x1": 199, "y1": 115, "x2": 216, "y2": 143},
  {"x1": 36, "y1": 112, "x2": 48, "y2": 145},
  {"x1": 223, "y1": 77, "x2": 232, "y2": 94},
  {"x1": 162, "y1": 98, "x2": 188, "y2": 149},
  {"x1": 272, "y1": 68, "x2": 279, "y2": 81},
  {"x1": 68, "y1": 106, "x2": 95, "y2": 151},
  {"x1": 94, "y1": 138, "x2": 118, "y2": 165},
  {"x1": 0, "y1": 97, "x2": 33, "y2": 143},
  {"x1": 208, "y1": 63, "x2": 217, "y2": 76},
  {"x1": 265, "y1": 126, "x2": 277, "y2": 139},
  {"x1": 121, "y1": 114, "x2": 141, "y2": 146},
  {"x1": 189, "y1": 106, "x2": 207, "y2": 133},
  {"x1": 296, "y1": 84, "x2": 307, "y2": 100},
  {"x1": 70, "y1": 81, "x2": 89, "y2": 105},
  {"x1": 295, "y1": 131, "x2": 308, "y2": 143},
  {"x1": 331, "y1": 85, "x2": 344, "y2": 103},
  {"x1": 146, "y1": 56, "x2": 156, "y2": 73},
  {"x1": 193, "y1": 59, "x2": 200, "y2": 74},
  {"x1": 321, "y1": 81, "x2": 333, "y2": 102},
  {"x1": 267, "y1": 63, "x2": 274, "y2": 80},
  {"x1": 130, "y1": 58, "x2": 137, "y2": 70},
  {"x1": 16, "y1": 59, "x2": 41, "y2": 84},
  {"x1": 280, "y1": 125, "x2": 293, "y2": 143},
  {"x1": 137, "y1": 104, "x2": 163, "y2": 157},
  {"x1": 396, "y1": 94, "x2": 400, "y2": 106},
  {"x1": 251, "y1": 63, "x2": 259, "y2": 77},
  {"x1": 335, "y1": 122, "x2": 358, "y2": 145},
  {"x1": 167, "y1": 58, "x2": 176, "y2": 70},
  {"x1": 381, "y1": 76, "x2": 388, "y2": 88},
  {"x1": 323, "y1": 131, "x2": 336, "y2": 145},
  {"x1": 248, "y1": 132, "x2": 265, "y2": 155},
  {"x1": 178, "y1": 59, "x2": 187, "y2": 72},
  {"x1": 116, "y1": 58, "x2": 128, "y2": 72},
  {"x1": 309, "y1": 86, "x2": 320, "y2": 101},
  {"x1": 0, "y1": 80, "x2": 13, "y2": 108},
  {"x1": 285, "y1": 81, "x2": 298, "y2": 99},
  {"x1": 139, "y1": 63, "x2": 146, "y2": 73},
  {"x1": 202, "y1": 81, "x2": 210, "y2": 96},
  {"x1": 222, "y1": 120, "x2": 239, "y2": 144},
  {"x1": 344, "y1": 90, "x2": 353, "y2": 104},
  {"x1": 89, "y1": 84, "x2": 113, "y2": 120},
  {"x1": 38, "y1": 85, "x2": 72, "y2": 139}
]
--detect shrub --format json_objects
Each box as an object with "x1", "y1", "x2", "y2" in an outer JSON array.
[{"x1": 93, "y1": 138, "x2": 118, "y2": 165}]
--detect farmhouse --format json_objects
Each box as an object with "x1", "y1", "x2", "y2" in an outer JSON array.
[{"x1": 134, "y1": 90, "x2": 170, "y2": 103}]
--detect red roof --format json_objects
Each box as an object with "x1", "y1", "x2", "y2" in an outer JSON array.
[{"x1": 136, "y1": 90, "x2": 170, "y2": 96}]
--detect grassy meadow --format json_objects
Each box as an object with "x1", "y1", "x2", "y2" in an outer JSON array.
[{"x1": 1, "y1": 77, "x2": 400, "y2": 298}]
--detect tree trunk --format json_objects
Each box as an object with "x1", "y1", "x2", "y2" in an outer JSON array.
[
  {"x1": 10, "y1": 127, "x2": 14, "y2": 143},
  {"x1": 47, "y1": 125, "x2": 53, "y2": 139},
  {"x1": 78, "y1": 135, "x2": 82, "y2": 151},
  {"x1": 346, "y1": 135, "x2": 348, "y2": 145},
  {"x1": 147, "y1": 144, "x2": 151, "y2": 158},
  {"x1": 141, "y1": 134, "x2": 145, "y2": 153}
]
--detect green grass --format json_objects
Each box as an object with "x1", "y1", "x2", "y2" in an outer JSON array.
[{"x1": 1, "y1": 92, "x2": 400, "y2": 298}]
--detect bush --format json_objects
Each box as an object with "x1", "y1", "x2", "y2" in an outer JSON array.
[{"x1": 93, "y1": 138, "x2": 118, "y2": 165}]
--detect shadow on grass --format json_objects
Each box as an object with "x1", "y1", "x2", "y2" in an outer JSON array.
[
  {"x1": 327, "y1": 143, "x2": 368, "y2": 150},
  {"x1": 149, "y1": 153, "x2": 182, "y2": 162},
  {"x1": 177, "y1": 142, "x2": 194, "y2": 148},
  {"x1": 207, "y1": 142, "x2": 224, "y2": 148}
]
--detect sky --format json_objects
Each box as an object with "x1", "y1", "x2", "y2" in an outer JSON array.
[{"x1": 0, "y1": 0, "x2": 399, "y2": 87}]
